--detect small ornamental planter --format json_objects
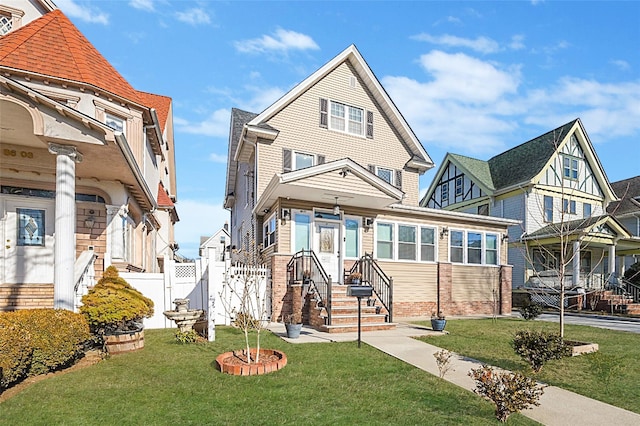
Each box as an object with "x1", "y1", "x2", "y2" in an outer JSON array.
[
  {"x1": 565, "y1": 341, "x2": 599, "y2": 356},
  {"x1": 216, "y1": 349, "x2": 287, "y2": 376}
]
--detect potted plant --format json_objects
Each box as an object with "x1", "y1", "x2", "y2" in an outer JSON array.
[
  {"x1": 348, "y1": 272, "x2": 362, "y2": 285},
  {"x1": 284, "y1": 313, "x2": 303, "y2": 339},
  {"x1": 80, "y1": 266, "x2": 154, "y2": 354},
  {"x1": 431, "y1": 311, "x2": 446, "y2": 332}
]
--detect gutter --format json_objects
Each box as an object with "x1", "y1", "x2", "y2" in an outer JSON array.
[{"x1": 387, "y1": 204, "x2": 520, "y2": 227}]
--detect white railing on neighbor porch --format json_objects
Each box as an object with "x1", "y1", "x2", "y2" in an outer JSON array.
[{"x1": 74, "y1": 250, "x2": 98, "y2": 312}]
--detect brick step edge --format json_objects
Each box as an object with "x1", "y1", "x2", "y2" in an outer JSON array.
[{"x1": 319, "y1": 323, "x2": 397, "y2": 333}]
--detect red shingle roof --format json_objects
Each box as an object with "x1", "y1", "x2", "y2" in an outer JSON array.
[
  {"x1": 157, "y1": 183, "x2": 174, "y2": 208},
  {"x1": 137, "y1": 90, "x2": 171, "y2": 131},
  {"x1": 0, "y1": 9, "x2": 142, "y2": 104}
]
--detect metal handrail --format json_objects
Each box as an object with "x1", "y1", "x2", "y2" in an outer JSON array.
[
  {"x1": 287, "y1": 250, "x2": 332, "y2": 325},
  {"x1": 620, "y1": 278, "x2": 640, "y2": 303},
  {"x1": 349, "y1": 253, "x2": 393, "y2": 322}
]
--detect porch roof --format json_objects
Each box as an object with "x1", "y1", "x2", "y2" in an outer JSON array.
[
  {"x1": 522, "y1": 215, "x2": 640, "y2": 254},
  {"x1": 254, "y1": 158, "x2": 403, "y2": 215}
]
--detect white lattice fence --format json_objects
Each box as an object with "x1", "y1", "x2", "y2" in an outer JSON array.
[{"x1": 218, "y1": 264, "x2": 270, "y2": 326}]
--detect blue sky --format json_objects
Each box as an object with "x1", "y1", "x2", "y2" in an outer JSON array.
[{"x1": 55, "y1": 0, "x2": 640, "y2": 259}]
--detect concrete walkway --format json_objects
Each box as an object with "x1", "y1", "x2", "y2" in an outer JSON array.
[{"x1": 268, "y1": 322, "x2": 640, "y2": 426}]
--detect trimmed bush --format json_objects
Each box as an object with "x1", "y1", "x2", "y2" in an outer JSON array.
[
  {"x1": 623, "y1": 261, "x2": 640, "y2": 285},
  {"x1": 80, "y1": 266, "x2": 154, "y2": 335},
  {"x1": 512, "y1": 330, "x2": 570, "y2": 372},
  {"x1": 469, "y1": 365, "x2": 544, "y2": 422},
  {"x1": 0, "y1": 309, "x2": 90, "y2": 389},
  {"x1": 13, "y1": 309, "x2": 91, "y2": 376},
  {"x1": 0, "y1": 314, "x2": 33, "y2": 390},
  {"x1": 519, "y1": 301, "x2": 543, "y2": 321}
]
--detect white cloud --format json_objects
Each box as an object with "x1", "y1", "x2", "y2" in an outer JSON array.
[
  {"x1": 176, "y1": 8, "x2": 211, "y2": 26},
  {"x1": 209, "y1": 153, "x2": 228, "y2": 164},
  {"x1": 238, "y1": 86, "x2": 286, "y2": 113},
  {"x1": 412, "y1": 33, "x2": 500, "y2": 54},
  {"x1": 129, "y1": 0, "x2": 154, "y2": 12},
  {"x1": 611, "y1": 59, "x2": 630, "y2": 71},
  {"x1": 235, "y1": 28, "x2": 319, "y2": 54},
  {"x1": 509, "y1": 35, "x2": 526, "y2": 51},
  {"x1": 56, "y1": 0, "x2": 109, "y2": 25},
  {"x1": 175, "y1": 108, "x2": 229, "y2": 137},
  {"x1": 174, "y1": 199, "x2": 228, "y2": 259}
]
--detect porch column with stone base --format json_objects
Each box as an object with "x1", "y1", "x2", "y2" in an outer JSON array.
[{"x1": 48, "y1": 143, "x2": 82, "y2": 311}]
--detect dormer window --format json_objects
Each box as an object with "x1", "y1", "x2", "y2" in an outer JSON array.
[
  {"x1": 0, "y1": 12, "x2": 12, "y2": 35},
  {"x1": 0, "y1": 5, "x2": 24, "y2": 36}
]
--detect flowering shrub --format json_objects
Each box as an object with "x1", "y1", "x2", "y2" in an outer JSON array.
[
  {"x1": 80, "y1": 266, "x2": 154, "y2": 335},
  {"x1": 469, "y1": 365, "x2": 544, "y2": 422},
  {"x1": 512, "y1": 330, "x2": 570, "y2": 372}
]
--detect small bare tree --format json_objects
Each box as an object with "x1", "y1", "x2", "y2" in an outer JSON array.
[{"x1": 220, "y1": 234, "x2": 270, "y2": 364}]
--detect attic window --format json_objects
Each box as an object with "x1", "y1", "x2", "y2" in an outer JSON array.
[
  {"x1": 0, "y1": 13, "x2": 12, "y2": 35},
  {"x1": 105, "y1": 113, "x2": 126, "y2": 136},
  {"x1": 329, "y1": 101, "x2": 364, "y2": 136}
]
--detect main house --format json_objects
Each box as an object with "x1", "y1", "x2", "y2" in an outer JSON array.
[
  {"x1": 0, "y1": 3, "x2": 179, "y2": 312},
  {"x1": 224, "y1": 45, "x2": 518, "y2": 331},
  {"x1": 421, "y1": 119, "x2": 640, "y2": 292}
]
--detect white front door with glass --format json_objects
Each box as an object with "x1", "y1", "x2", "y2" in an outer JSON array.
[{"x1": 314, "y1": 221, "x2": 341, "y2": 283}]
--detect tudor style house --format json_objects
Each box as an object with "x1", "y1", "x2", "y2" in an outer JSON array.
[
  {"x1": 421, "y1": 119, "x2": 640, "y2": 291},
  {"x1": 224, "y1": 45, "x2": 518, "y2": 331},
  {"x1": 608, "y1": 176, "x2": 640, "y2": 270},
  {"x1": 0, "y1": 3, "x2": 179, "y2": 312}
]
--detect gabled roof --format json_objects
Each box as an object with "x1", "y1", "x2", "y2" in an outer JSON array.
[
  {"x1": 488, "y1": 120, "x2": 577, "y2": 190},
  {"x1": 245, "y1": 44, "x2": 433, "y2": 170},
  {"x1": 157, "y1": 183, "x2": 174, "y2": 208},
  {"x1": 0, "y1": 9, "x2": 143, "y2": 104},
  {"x1": 608, "y1": 175, "x2": 640, "y2": 217},
  {"x1": 137, "y1": 91, "x2": 171, "y2": 131},
  {"x1": 449, "y1": 153, "x2": 496, "y2": 192},
  {"x1": 523, "y1": 215, "x2": 630, "y2": 240}
]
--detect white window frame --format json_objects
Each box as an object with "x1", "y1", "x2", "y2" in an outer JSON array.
[
  {"x1": 563, "y1": 155, "x2": 579, "y2": 180},
  {"x1": 376, "y1": 166, "x2": 394, "y2": 185},
  {"x1": 449, "y1": 229, "x2": 500, "y2": 266},
  {"x1": 544, "y1": 195, "x2": 553, "y2": 222},
  {"x1": 374, "y1": 221, "x2": 438, "y2": 263},
  {"x1": 583, "y1": 203, "x2": 592, "y2": 218},
  {"x1": 293, "y1": 151, "x2": 315, "y2": 171},
  {"x1": 329, "y1": 100, "x2": 364, "y2": 137},
  {"x1": 263, "y1": 213, "x2": 276, "y2": 248}
]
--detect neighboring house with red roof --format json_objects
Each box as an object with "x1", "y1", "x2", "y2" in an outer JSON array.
[{"x1": 0, "y1": 2, "x2": 179, "y2": 312}]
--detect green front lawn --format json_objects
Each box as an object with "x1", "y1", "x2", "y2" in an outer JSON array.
[
  {"x1": 415, "y1": 318, "x2": 640, "y2": 414},
  {"x1": 0, "y1": 327, "x2": 538, "y2": 425}
]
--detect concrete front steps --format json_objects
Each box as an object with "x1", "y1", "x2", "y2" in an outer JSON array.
[
  {"x1": 0, "y1": 283, "x2": 54, "y2": 311},
  {"x1": 310, "y1": 284, "x2": 396, "y2": 333}
]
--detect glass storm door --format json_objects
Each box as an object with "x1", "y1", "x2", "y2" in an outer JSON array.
[{"x1": 314, "y1": 221, "x2": 341, "y2": 283}]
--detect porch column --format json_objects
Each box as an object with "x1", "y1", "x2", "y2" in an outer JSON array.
[
  {"x1": 573, "y1": 241, "x2": 581, "y2": 287},
  {"x1": 608, "y1": 245, "x2": 616, "y2": 278},
  {"x1": 48, "y1": 143, "x2": 83, "y2": 311}
]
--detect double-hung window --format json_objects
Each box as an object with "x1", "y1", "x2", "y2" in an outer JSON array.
[
  {"x1": 441, "y1": 183, "x2": 449, "y2": 202},
  {"x1": 563, "y1": 199, "x2": 576, "y2": 214},
  {"x1": 563, "y1": 156, "x2": 579, "y2": 180},
  {"x1": 583, "y1": 203, "x2": 592, "y2": 218},
  {"x1": 450, "y1": 231, "x2": 464, "y2": 263},
  {"x1": 263, "y1": 214, "x2": 276, "y2": 248},
  {"x1": 329, "y1": 101, "x2": 364, "y2": 136},
  {"x1": 398, "y1": 225, "x2": 417, "y2": 261},
  {"x1": 376, "y1": 223, "x2": 394, "y2": 259},
  {"x1": 455, "y1": 176, "x2": 463, "y2": 197},
  {"x1": 450, "y1": 230, "x2": 499, "y2": 265},
  {"x1": 544, "y1": 196, "x2": 553, "y2": 222},
  {"x1": 485, "y1": 234, "x2": 498, "y2": 265},
  {"x1": 467, "y1": 232, "x2": 482, "y2": 264},
  {"x1": 420, "y1": 227, "x2": 435, "y2": 261}
]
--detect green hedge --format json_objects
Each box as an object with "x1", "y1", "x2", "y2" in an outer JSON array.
[{"x1": 0, "y1": 309, "x2": 91, "y2": 390}]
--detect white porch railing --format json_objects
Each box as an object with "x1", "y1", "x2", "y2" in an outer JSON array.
[{"x1": 74, "y1": 250, "x2": 97, "y2": 312}]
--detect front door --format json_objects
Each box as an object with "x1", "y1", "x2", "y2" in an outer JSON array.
[
  {"x1": 314, "y1": 221, "x2": 341, "y2": 283},
  {"x1": 1, "y1": 197, "x2": 55, "y2": 284}
]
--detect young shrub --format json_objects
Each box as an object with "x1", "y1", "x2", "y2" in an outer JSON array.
[
  {"x1": 519, "y1": 301, "x2": 543, "y2": 321},
  {"x1": 80, "y1": 266, "x2": 154, "y2": 335},
  {"x1": 469, "y1": 365, "x2": 544, "y2": 423},
  {"x1": 174, "y1": 329, "x2": 199, "y2": 344},
  {"x1": 433, "y1": 349, "x2": 454, "y2": 379},
  {"x1": 512, "y1": 330, "x2": 570, "y2": 373},
  {"x1": 0, "y1": 313, "x2": 33, "y2": 390},
  {"x1": 15, "y1": 309, "x2": 91, "y2": 376}
]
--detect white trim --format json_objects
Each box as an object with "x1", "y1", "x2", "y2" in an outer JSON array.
[
  {"x1": 448, "y1": 228, "x2": 501, "y2": 266},
  {"x1": 373, "y1": 220, "x2": 438, "y2": 264}
]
